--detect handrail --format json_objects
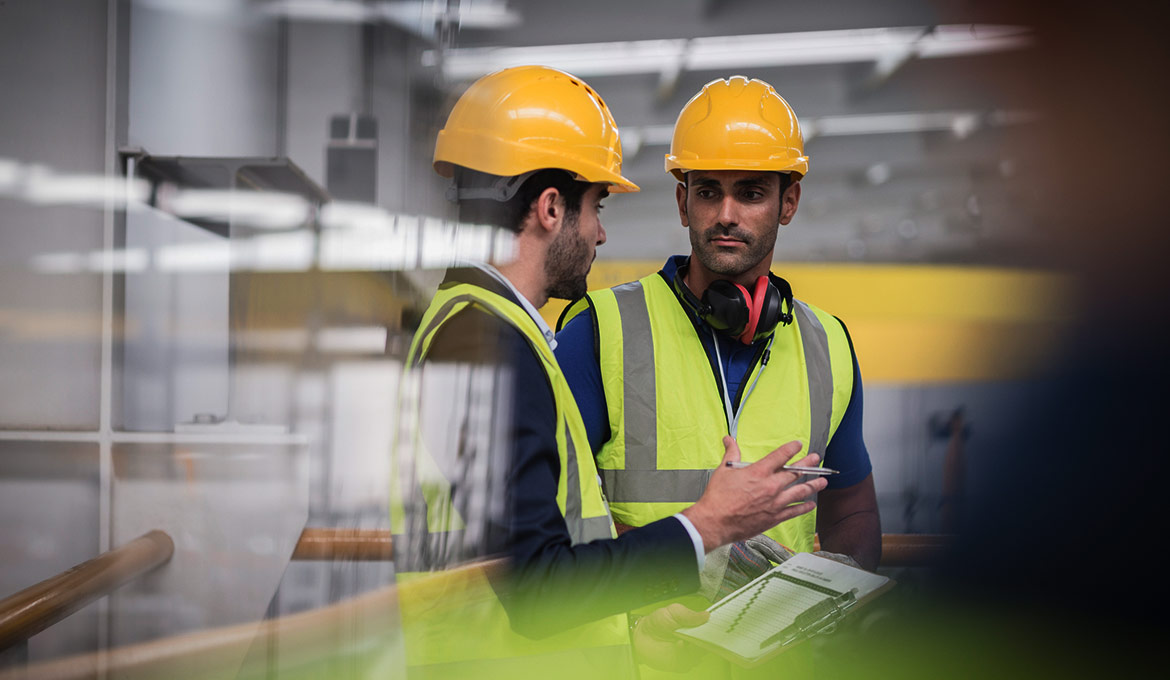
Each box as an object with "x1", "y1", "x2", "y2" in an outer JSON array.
[
  {"x1": 290, "y1": 529, "x2": 953, "y2": 567},
  {"x1": 0, "y1": 530, "x2": 174, "y2": 652},
  {"x1": 813, "y1": 533, "x2": 953, "y2": 567},
  {"x1": 0, "y1": 559, "x2": 507, "y2": 680},
  {"x1": 291, "y1": 527, "x2": 393, "y2": 561},
  {"x1": 3, "y1": 532, "x2": 956, "y2": 677}
]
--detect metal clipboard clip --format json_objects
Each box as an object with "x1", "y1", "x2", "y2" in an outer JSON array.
[{"x1": 759, "y1": 588, "x2": 859, "y2": 650}]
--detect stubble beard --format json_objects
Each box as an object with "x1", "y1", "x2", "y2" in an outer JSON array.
[
  {"x1": 689, "y1": 222, "x2": 779, "y2": 278},
  {"x1": 544, "y1": 211, "x2": 592, "y2": 301}
]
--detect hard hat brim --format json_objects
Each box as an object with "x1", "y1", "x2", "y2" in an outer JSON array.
[
  {"x1": 665, "y1": 156, "x2": 809, "y2": 182},
  {"x1": 436, "y1": 129, "x2": 639, "y2": 193}
]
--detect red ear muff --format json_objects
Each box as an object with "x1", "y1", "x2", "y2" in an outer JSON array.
[
  {"x1": 671, "y1": 258, "x2": 795, "y2": 343},
  {"x1": 738, "y1": 276, "x2": 769, "y2": 344}
]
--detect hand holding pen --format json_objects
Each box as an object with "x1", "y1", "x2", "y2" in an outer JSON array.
[{"x1": 680, "y1": 437, "x2": 829, "y2": 553}]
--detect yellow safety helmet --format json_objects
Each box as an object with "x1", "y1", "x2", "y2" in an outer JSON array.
[
  {"x1": 434, "y1": 65, "x2": 639, "y2": 193},
  {"x1": 665, "y1": 75, "x2": 808, "y2": 181}
]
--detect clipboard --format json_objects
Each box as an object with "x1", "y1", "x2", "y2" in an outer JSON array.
[{"x1": 673, "y1": 552, "x2": 895, "y2": 667}]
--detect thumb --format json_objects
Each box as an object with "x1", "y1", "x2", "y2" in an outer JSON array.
[
  {"x1": 663, "y1": 603, "x2": 710, "y2": 629},
  {"x1": 721, "y1": 436, "x2": 742, "y2": 465}
]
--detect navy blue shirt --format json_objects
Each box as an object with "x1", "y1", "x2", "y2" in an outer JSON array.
[
  {"x1": 417, "y1": 267, "x2": 699, "y2": 638},
  {"x1": 555, "y1": 256, "x2": 872, "y2": 489}
]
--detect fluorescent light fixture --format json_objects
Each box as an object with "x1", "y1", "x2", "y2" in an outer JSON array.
[
  {"x1": 260, "y1": 0, "x2": 373, "y2": 22},
  {"x1": 317, "y1": 326, "x2": 389, "y2": 353},
  {"x1": 156, "y1": 241, "x2": 233, "y2": 272},
  {"x1": 166, "y1": 189, "x2": 310, "y2": 230},
  {"x1": 318, "y1": 206, "x2": 513, "y2": 271},
  {"x1": 137, "y1": 0, "x2": 241, "y2": 17},
  {"x1": 319, "y1": 212, "x2": 422, "y2": 271},
  {"x1": 30, "y1": 252, "x2": 87, "y2": 274},
  {"x1": 426, "y1": 24, "x2": 1032, "y2": 80},
  {"x1": 0, "y1": 157, "x2": 23, "y2": 193},
  {"x1": 261, "y1": 0, "x2": 519, "y2": 31},
  {"x1": 241, "y1": 232, "x2": 317, "y2": 271},
  {"x1": 87, "y1": 248, "x2": 149, "y2": 273},
  {"x1": 319, "y1": 201, "x2": 396, "y2": 230},
  {"x1": 625, "y1": 109, "x2": 1037, "y2": 151},
  {"x1": 379, "y1": 0, "x2": 519, "y2": 30},
  {"x1": 236, "y1": 329, "x2": 311, "y2": 353},
  {"x1": 21, "y1": 170, "x2": 149, "y2": 209}
]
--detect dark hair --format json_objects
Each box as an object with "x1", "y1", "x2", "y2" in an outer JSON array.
[{"x1": 454, "y1": 168, "x2": 588, "y2": 233}]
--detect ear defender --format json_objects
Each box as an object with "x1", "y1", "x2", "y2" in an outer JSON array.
[
  {"x1": 739, "y1": 275, "x2": 770, "y2": 344},
  {"x1": 672, "y1": 262, "x2": 794, "y2": 344}
]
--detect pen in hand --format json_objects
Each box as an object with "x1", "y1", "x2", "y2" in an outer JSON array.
[{"x1": 724, "y1": 461, "x2": 839, "y2": 476}]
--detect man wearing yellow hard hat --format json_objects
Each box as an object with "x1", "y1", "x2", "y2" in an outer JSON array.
[
  {"x1": 556, "y1": 75, "x2": 881, "y2": 675},
  {"x1": 392, "y1": 66, "x2": 830, "y2": 679}
]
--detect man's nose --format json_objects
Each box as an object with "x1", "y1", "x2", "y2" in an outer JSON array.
[
  {"x1": 596, "y1": 221, "x2": 607, "y2": 246},
  {"x1": 717, "y1": 196, "x2": 738, "y2": 226}
]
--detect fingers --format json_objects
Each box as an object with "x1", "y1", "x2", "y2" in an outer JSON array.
[
  {"x1": 771, "y1": 477, "x2": 828, "y2": 519},
  {"x1": 779, "y1": 476, "x2": 828, "y2": 502},
  {"x1": 771, "y1": 500, "x2": 818, "y2": 525},
  {"x1": 720, "y1": 436, "x2": 742, "y2": 464},
  {"x1": 794, "y1": 453, "x2": 821, "y2": 470},
  {"x1": 757, "y1": 440, "x2": 803, "y2": 471}
]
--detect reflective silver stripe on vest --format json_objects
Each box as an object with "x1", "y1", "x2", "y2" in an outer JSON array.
[
  {"x1": 599, "y1": 291, "x2": 837, "y2": 504},
  {"x1": 600, "y1": 468, "x2": 714, "y2": 503},
  {"x1": 409, "y1": 294, "x2": 478, "y2": 367},
  {"x1": 578, "y1": 515, "x2": 615, "y2": 542},
  {"x1": 610, "y1": 282, "x2": 657, "y2": 470},
  {"x1": 563, "y1": 422, "x2": 615, "y2": 543},
  {"x1": 794, "y1": 301, "x2": 833, "y2": 459},
  {"x1": 563, "y1": 420, "x2": 583, "y2": 539}
]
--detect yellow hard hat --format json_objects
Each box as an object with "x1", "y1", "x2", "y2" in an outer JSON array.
[
  {"x1": 434, "y1": 65, "x2": 639, "y2": 193},
  {"x1": 665, "y1": 75, "x2": 808, "y2": 181}
]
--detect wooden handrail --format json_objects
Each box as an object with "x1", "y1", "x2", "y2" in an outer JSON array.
[
  {"x1": 0, "y1": 559, "x2": 507, "y2": 680},
  {"x1": 291, "y1": 527, "x2": 393, "y2": 561},
  {"x1": 813, "y1": 533, "x2": 953, "y2": 567},
  {"x1": 0, "y1": 530, "x2": 174, "y2": 652},
  {"x1": 290, "y1": 529, "x2": 953, "y2": 567},
  {"x1": 2, "y1": 532, "x2": 957, "y2": 677}
]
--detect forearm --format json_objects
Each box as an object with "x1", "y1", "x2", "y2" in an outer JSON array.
[
  {"x1": 816, "y1": 474, "x2": 881, "y2": 571},
  {"x1": 817, "y1": 507, "x2": 881, "y2": 571}
]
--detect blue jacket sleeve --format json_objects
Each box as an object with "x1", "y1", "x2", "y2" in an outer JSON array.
[
  {"x1": 554, "y1": 308, "x2": 610, "y2": 455},
  {"x1": 426, "y1": 307, "x2": 698, "y2": 638}
]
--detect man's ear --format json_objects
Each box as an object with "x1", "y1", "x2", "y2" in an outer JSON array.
[
  {"x1": 779, "y1": 181, "x2": 801, "y2": 225},
  {"x1": 676, "y1": 182, "x2": 689, "y2": 227},
  {"x1": 533, "y1": 186, "x2": 563, "y2": 234}
]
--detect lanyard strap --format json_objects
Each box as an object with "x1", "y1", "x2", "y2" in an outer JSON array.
[{"x1": 712, "y1": 333, "x2": 774, "y2": 438}]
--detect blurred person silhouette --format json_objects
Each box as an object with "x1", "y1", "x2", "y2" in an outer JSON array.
[{"x1": 798, "y1": 2, "x2": 1170, "y2": 678}]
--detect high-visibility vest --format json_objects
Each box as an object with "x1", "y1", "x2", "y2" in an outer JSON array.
[
  {"x1": 567, "y1": 273, "x2": 854, "y2": 553},
  {"x1": 391, "y1": 281, "x2": 633, "y2": 680}
]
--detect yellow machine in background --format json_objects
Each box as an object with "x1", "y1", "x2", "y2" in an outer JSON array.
[{"x1": 544, "y1": 262, "x2": 1069, "y2": 385}]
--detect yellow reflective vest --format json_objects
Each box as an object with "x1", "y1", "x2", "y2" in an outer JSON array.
[
  {"x1": 391, "y1": 280, "x2": 633, "y2": 680},
  {"x1": 566, "y1": 272, "x2": 854, "y2": 553}
]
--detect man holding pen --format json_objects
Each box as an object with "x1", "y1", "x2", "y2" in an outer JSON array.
[{"x1": 393, "y1": 66, "x2": 827, "y2": 679}]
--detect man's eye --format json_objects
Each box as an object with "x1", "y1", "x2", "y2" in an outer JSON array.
[
  {"x1": 743, "y1": 190, "x2": 763, "y2": 200},
  {"x1": 696, "y1": 190, "x2": 716, "y2": 200},
  {"x1": 597, "y1": 203, "x2": 605, "y2": 211}
]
